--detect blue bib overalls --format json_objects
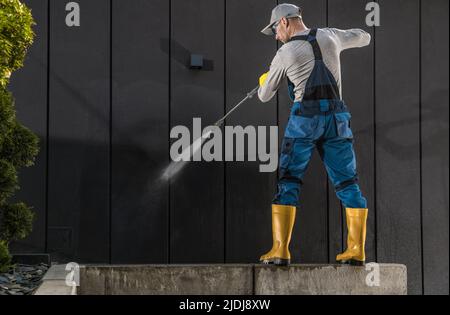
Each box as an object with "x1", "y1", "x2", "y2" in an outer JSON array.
[{"x1": 273, "y1": 29, "x2": 367, "y2": 209}]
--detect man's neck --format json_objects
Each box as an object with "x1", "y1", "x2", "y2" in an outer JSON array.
[{"x1": 289, "y1": 23, "x2": 309, "y2": 38}]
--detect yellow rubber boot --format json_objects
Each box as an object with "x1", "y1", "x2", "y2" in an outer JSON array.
[
  {"x1": 260, "y1": 204, "x2": 296, "y2": 266},
  {"x1": 336, "y1": 208, "x2": 368, "y2": 266}
]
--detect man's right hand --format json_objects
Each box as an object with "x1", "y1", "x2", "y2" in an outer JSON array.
[{"x1": 259, "y1": 72, "x2": 269, "y2": 87}]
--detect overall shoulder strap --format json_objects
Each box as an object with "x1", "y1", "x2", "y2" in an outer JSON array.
[{"x1": 288, "y1": 28, "x2": 323, "y2": 60}]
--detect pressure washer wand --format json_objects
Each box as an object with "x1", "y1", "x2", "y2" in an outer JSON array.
[{"x1": 214, "y1": 85, "x2": 259, "y2": 127}]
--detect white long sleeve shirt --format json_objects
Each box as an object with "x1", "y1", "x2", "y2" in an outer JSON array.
[{"x1": 258, "y1": 28, "x2": 371, "y2": 103}]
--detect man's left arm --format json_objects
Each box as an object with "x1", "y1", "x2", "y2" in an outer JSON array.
[
  {"x1": 258, "y1": 52, "x2": 286, "y2": 103},
  {"x1": 328, "y1": 28, "x2": 372, "y2": 51}
]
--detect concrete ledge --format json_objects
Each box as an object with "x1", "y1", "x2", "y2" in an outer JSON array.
[
  {"x1": 34, "y1": 280, "x2": 75, "y2": 295},
  {"x1": 36, "y1": 263, "x2": 407, "y2": 295},
  {"x1": 34, "y1": 264, "x2": 76, "y2": 295},
  {"x1": 255, "y1": 264, "x2": 407, "y2": 295},
  {"x1": 79, "y1": 265, "x2": 253, "y2": 295}
]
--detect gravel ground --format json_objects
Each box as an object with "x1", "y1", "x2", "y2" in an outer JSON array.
[{"x1": 0, "y1": 263, "x2": 49, "y2": 295}]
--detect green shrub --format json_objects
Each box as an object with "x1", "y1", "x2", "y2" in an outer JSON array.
[
  {"x1": 0, "y1": 0, "x2": 37, "y2": 273},
  {"x1": 0, "y1": 0, "x2": 35, "y2": 87},
  {"x1": 0, "y1": 240, "x2": 11, "y2": 273},
  {"x1": 0, "y1": 87, "x2": 15, "y2": 149},
  {"x1": 0, "y1": 202, "x2": 34, "y2": 242},
  {"x1": 1, "y1": 120, "x2": 39, "y2": 168},
  {"x1": 0, "y1": 159, "x2": 18, "y2": 203}
]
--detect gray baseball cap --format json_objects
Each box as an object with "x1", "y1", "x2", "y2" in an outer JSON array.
[{"x1": 261, "y1": 3, "x2": 302, "y2": 36}]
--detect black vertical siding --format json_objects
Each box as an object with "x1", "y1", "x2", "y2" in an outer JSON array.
[
  {"x1": 110, "y1": 0, "x2": 169, "y2": 264},
  {"x1": 170, "y1": 0, "x2": 225, "y2": 263},
  {"x1": 47, "y1": 0, "x2": 111, "y2": 262},
  {"x1": 9, "y1": 0, "x2": 48, "y2": 254},
  {"x1": 376, "y1": 0, "x2": 422, "y2": 295},
  {"x1": 420, "y1": 0, "x2": 449, "y2": 295}
]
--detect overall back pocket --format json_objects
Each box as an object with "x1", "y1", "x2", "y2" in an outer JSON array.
[{"x1": 334, "y1": 112, "x2": 353, "y2": 139}]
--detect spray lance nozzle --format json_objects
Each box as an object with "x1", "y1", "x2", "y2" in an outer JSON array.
[{"x1": 213, "y1": 85, "x2": 260, "y2": 128}]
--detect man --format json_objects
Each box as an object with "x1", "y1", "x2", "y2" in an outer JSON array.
[{"x1": 258, "y1": 3, "x2": 371, "y2": 266}]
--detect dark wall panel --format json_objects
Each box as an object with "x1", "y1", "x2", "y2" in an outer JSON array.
[
  {"x1": 376, "y1": 0, "x2": 422, "y2": 294},
  {"x1": 421, "y1": 0, "x2": 449, "y2": 295},
  {"x1": 328, "y1": 0, "x2": 376, "y2": 263},
  {"x1": 111, "y1": 0, "x2": 169, "y2": 263},
  {"x1": 47, "y1": 0, "x2": 110, "y2": 262},
  {"x1": 225, "y1": 0, "x2": 278, "y2": 263},
  {"x1": 170, "y1": 0, "x2": 225, "y2": 263},
  {"x1": 277, "y1": 0, "x2": 329, "y2": 264},
  {"x1": 9, "y1": 0, "x2": 48, "y2": 253}
]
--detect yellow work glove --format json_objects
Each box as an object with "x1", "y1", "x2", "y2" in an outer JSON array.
[{"x1": 259, "y1": 72, "x2": 269, "y2": 87}]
